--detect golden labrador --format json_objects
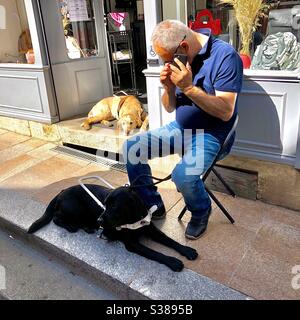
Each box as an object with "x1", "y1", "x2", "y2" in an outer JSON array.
[{"x1": 81, "y1": 95, "x2": 149, "y2": 135}]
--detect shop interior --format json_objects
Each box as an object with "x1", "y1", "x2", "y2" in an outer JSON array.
[
  {"x1": 3, "y1": 0, "x2": 300, "y2": 94},
  {"x1": 0, "y1": 0, "x2": 34, "y2": 64},
  {"x1": 2, "y1": 0, "x2": 300, "y2": 120},
  {"x1": 103, "y1": 0, "x2": 147, "y2": 96},
  {"x1": 2, "y1": 0, "x2": 300, "y2": 69},
  {"x1": 0, "y1": 0, "x2": 147, "y2": 94},
  {"x1": 186, "y1": 0, "x2": 300, "y2": 71}
]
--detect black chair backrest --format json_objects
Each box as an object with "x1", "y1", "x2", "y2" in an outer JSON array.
[
  {"x1": 218, "y1": 115, "x2": 239, "y2": 160},
  {"x1": 202, "y1": 115, "x2": 239, "y2": 181}
]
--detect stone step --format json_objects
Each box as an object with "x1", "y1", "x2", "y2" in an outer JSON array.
[
  {"x1": 57, "y1": 116, "x2": 128, "y2": 154},
  {"x1": 0, "y1": 115, "x2": 129, "y2": 154},
  {"x1": 0, "y1": 189, "x2": 250, "y2": 300}
]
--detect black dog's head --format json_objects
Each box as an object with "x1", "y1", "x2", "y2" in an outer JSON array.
[{"x1": 99, "y1": 186, "x2": 148, "y2": 230}]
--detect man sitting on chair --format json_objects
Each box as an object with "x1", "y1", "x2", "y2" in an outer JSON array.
[{"x1": 123, "y1": 20, "x2": 243, "y2": 240}]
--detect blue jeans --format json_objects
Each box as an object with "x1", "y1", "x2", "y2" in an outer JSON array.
[{"x1": 123, "y1": 121, "x2": 222, "y2": 221}]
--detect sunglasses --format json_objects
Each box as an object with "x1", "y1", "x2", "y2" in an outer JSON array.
[{"x1": 173, "y1": 35, "x2": 187, "y2": 55}]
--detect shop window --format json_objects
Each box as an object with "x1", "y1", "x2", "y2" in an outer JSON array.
[
  {"x1": 187, "y1": 0, "x2": 300, "y2": 72},
  {"x1": 187, "y1": 1, "x2": 233, "y2": 42},
  {"x1": 0, "y1": 0, "x2": 34, "y2": 64},
  {"x1": 59, "y1": 0, "x2": 98, "y2": 60},
  {"x1": 162, "y1": 0, "x2": 187, "y2": 24},
  {"x1": 251, "y1": 1, "x2": 300, "y2": 72}
]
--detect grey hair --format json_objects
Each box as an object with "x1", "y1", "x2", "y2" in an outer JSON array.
[{"x1": 151, "y1": 20, "x2": 194, "y2": 52}]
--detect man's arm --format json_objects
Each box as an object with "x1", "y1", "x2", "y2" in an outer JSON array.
[
  {"x1": 160, "y1": 64, "x2": 177, "y2": 113},
  {"x1": 161, "y1": 86, "x2": 177, "y2": 113},
  {"x1": 183, "y1": 86, "x2": 237, "y2": 122}
]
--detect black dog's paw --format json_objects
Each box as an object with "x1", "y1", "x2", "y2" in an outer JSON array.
[
  {"x1": 166, "y1": 257, "x2": 184, "y2": 272},
  {"x1": 182, "y1": 246, "x2": 198, "y2": 260}
]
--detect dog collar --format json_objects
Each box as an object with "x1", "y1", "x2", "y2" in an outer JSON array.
[{"x1": 116, "y1": 205, "x2": 157, "y2": 231}]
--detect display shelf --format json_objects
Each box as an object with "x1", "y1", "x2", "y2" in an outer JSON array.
[{"x1": 107, "y1": 30, "x2": 137, "y2": 93}]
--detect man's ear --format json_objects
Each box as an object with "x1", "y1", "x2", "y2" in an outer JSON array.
[{"x1": 181, "y1": 41, "x2": 189, "y2": 54}]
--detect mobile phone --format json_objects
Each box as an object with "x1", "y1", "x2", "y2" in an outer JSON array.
[{"x1": 173, "y1": 54, "x2": 188, "y2": 69}]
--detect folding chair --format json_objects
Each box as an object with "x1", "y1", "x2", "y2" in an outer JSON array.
[{"x1": 178, "y1": 116, "x2": 239, "y2": 224}]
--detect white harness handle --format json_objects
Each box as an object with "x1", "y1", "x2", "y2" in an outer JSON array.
[{"x1": 78, "y1": 176, "x2": 115, "y2": 211}]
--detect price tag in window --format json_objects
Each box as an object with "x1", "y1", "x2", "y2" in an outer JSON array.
[{"x1": 68, "y1": 0, "x2": 90, "y2": 22}]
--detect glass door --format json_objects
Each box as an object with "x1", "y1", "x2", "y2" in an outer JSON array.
[{"x1": 38, "y1": 0, "x2": 113, "y2": 120}]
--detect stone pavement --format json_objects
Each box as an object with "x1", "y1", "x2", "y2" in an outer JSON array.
[
  {"x1": 0, "y1": 130, "x2": 299, "y2": 300},
  {"x1": 0, "y1": 229, "x2": 119, "y2": 300}
]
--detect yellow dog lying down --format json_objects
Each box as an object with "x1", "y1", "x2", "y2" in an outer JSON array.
[{"x1": 81, "y1": 95, "x2": 149, "y2": 135}]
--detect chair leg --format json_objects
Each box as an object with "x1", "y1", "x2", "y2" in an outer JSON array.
[
  {"x1": 212, "y1": 168, "x2": 236, "y2": 198},
  {"x1": 178, "y1": 205, "x2": 188, "y2": 221},
  {"x1": 205, "y1": 187, "x2": 235, "y2": 224}
]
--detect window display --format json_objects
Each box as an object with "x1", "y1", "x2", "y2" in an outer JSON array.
[
  {"x1": 0, "y1": 0, "x2": 34, "y2": 64},
  {"x1": 59, "y1": 0, "x2": 98, "y2": 59},
  {"x1": 187, "y1": 0, "x2": 233, "y2": 44},
  {"x1": 251, "y1": 31, "x2": 300, "y2": 70},
  {"x1": 251, "y1": 1, "x2": 300, "y2": 71},
  {"x1": 186, "y1": 0, "x2": 300, "y2": 72},
  {"x1": 218, "y1": 0, "x2": 267, "y2": 69}
]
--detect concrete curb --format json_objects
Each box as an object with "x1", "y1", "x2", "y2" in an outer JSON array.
[{"x1": 0, "y1": 189, "x2": 251, "y2": 300}]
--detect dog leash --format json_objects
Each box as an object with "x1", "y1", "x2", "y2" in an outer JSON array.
[
  {"x1": 78, "y1": 173, "x2": 172, "y2": 213},
  {"x1": 129, "y1": 173, "x2": 172, "y2": 189},
  {"x1": 78, "y1": 173, "x2": 171, "y2": 208}
]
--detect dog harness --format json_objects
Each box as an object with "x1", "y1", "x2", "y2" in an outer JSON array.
[
  {"x1": 111, "y1": 92, "x2": 130, "y2": 120},
  {"x1": 78, "y1": 176, "x2": 158, "y2": 231},
  {"x1": 79, "y1": 174, "x2": 172, "y2": 231},
  {"x1": 78, "y1": 176, "x2": 115, "y2": 211},
  {"x1": 111, "y1": 97, "x2": 122, "y2": 120},
  {"x1": 115, "y1": 205, "x2": 157, "y2": 231}
]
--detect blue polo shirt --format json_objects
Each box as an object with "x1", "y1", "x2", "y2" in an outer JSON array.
[{"x1": 175, "y1": 29, "x2": 243, "y2": 143}]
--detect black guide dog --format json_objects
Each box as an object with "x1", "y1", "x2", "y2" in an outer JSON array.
[{"x1": 28, "y1": 184, "x2": 198, "y2": 271}]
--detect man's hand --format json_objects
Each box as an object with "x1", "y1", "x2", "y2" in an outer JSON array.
[
  {"x1": 170, "y1": 58, "x2": 193, "y2": 93},
  {"x1": 160, "y1": 63, "x2": 177, "y2": 113},
  {"x1": 160, "y1": 63, "x2": 175, "y2": 91}
]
